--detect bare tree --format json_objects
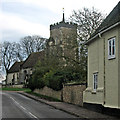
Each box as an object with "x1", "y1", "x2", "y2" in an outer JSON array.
[
  {"x1": 20, "y1": 36, "x2": 34, "y2": 57},
  {"x1": 1, "y1": 42, "x2": 16, "y2": 74},
  {"x1": 20, "y1": 35, "x2": 47, "y2": 58},
  {"x1": 32, "y1": 35, "x2": 46, "y2": 51},
  {"x1": 13, "y1": 42, "x2": 24, "y2": 61},
  {"x1": 70, "y1": 7, "x2": 106, "y2": 42},
  {"x1": 69, "y1": 7, "x2": 106, "y2": 81},
  {"x1": 1, "y1": 35, "x2": 46, "y2": 74}
]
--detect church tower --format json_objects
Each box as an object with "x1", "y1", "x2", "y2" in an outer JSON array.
[{"x1": 47, "y1": 9, "x2": 78, "y2": 65}]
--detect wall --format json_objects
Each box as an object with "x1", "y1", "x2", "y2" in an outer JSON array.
[
  {"x1": 104, "y1": 26, "x2": 119, "y2": 108},
  {"x1": 50, "y1": 25, "x2": 78, "y2": 61},
  {"x1": 7, "y1": 84, "x2": 24, "y2": 88},
  {"x1": 19, "y1": 68, "x2": 32, "y2": 84},
  {"x1": 7, "y1": 72, "x2": 19, "y2": 85},
  {"x1": 34, "y1": 86, "x2": 62, "y2": 100},
  {"x1": 83, "y1": 25, "x2": 119, "y2": 109},
  {"x1": 34, "y1": 84, "x2": 86, "y2": 106},
  {"x1": 63, "y1": 84, "x2": 86, "y2": 106},
  {"x1": 7, "y1": 73, "x2": 13, "y2": 84},
  {"x1": 83, "y1": 36, "x2": 104, "y2": 105}
]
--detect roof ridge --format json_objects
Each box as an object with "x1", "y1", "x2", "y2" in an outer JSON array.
[{"x1": 87, "y1": 1, "x2": 120, "y2": 44}]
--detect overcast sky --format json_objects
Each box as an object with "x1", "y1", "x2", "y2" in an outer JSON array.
[{"x1": 0, "y1": 0, "x2": 120, "y2": 43}]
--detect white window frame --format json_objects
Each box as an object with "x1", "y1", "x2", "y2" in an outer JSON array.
[
  {"x1": 93, "y1": 73, "x2": 98, "y2": 92},
  {"x1": 108, "y1": 37, "x2": 116, "y2": 59}
]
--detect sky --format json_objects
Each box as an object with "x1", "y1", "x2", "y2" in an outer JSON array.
[
  {"x1": 0, "y1": 0, "x2": 120, "y2": 81},
  {"x1": 0, "y1": 0, "x2": 120, "y2": 43}
]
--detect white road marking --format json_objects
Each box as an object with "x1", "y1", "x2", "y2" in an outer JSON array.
[
  {"x1": 10, "y1": 97, "x2": 14, "y2": 100},
  {"x1": 10, "y1": 97, "x2": 19, "y2": 105},
  {"x1": 9, "y1": 96, "x2": 38, "y2": 119},
  {"x1": 29, "y1": 112, "x2": 38, "y2": 119},
  {"x1": 20, "y1": 105, "x2": 26, "y2": 110}
]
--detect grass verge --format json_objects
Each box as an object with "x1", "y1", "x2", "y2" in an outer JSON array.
[
  {"x1": 1, "y1": 87, "x2": 61, "y2": 102},
  {"x1": 1, "y1": 87, "x2": 31, "y2": 92},
  {"x1": 26, "y1": 91, "x2": 62, "y2": 102}
]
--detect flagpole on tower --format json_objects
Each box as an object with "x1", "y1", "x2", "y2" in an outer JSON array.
[{"x1": 62, "y1": 8, "x2": 65, "y2": 22}]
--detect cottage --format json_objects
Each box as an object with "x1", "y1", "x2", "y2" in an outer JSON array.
[
  {"x1": 7, "y1": 61, "x2": 23, "y2": 85},
  {"x1": 83, "y1": 1, "x2": 120, "y2": 111},
  {"x1": 19, "y1": 51, "x2": 44, "y2": 85}
]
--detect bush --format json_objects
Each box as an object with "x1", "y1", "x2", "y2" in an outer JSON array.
[
  {"x1": 37, "y1": 78, "x2": 45, "y2": 89},
  {"x1": 28, "y1": 66, "x2": 47, "y2": 91},
  {"x1": 28, "y1": 77, "x2": 36, "y2": 91},
  {"x1": 48, "y1": 75, "x2": 63, "y2": 91},
  {"x1": 28, "y1": 58, "x2": 86, "y2": 92},
  {"x1": 44, "y1": 70, "x2": 64, "y2": 91}
]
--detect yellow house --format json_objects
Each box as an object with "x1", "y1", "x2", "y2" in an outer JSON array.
[{"x1": 83, "y1": 1, "x2": 120, "y2": 110}]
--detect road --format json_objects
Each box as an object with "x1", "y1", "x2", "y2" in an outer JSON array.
[{"x1": 2, "y1": 91, "x2": 77, "y2": 119}]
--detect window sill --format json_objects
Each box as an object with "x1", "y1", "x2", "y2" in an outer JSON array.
[
  {"x1": 91, "y1": 91, "x2": 97, "y2": 94},
  {"x1": 108, "y1": 56, "x2": 115, "y2": 60}
]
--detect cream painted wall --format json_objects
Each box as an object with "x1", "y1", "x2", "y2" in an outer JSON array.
[
  {"x1": 19, "y1": 68, "x2": 33, "y2": 83},
  {"x1": 7, "y1": 72, "x2": 19, "y2": 85},
  {"x1": 104, "y1": 27, "x2": 119, "y2": 108},
  {"x1": 83, "y1": 36, "x2": 104, "y2": 105},
  {"x1": 7, "y1": 73, "x2": 13, "y2": 84},
  {"x1": 84, "y1": 26, "x2": 120, "y2": 109}
]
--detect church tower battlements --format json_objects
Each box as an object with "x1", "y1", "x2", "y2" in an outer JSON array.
[
  {"x1": 47, "y1": 8, "x2": 78, "y2": 64},
  {"x1": 50, "y1": 8, "x2": 77, "y2": 30},
  {"x1": 50, "y1": 21, "x2": 77, "y2": 30},
  {"x1": 49, "y1": 8, "x2": 77, "y2": 46}
]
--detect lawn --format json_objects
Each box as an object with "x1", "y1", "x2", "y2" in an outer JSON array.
[{"x1": 1, "y1": 87, "x2": 31, "y2": 92}]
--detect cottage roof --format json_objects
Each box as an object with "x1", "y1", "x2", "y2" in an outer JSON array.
[
  {"x1": 8, "y1": 61, "x2": 23, "y2": 73},
  {"x1": 86, "y1": 1, "x2": 120, "y2": 44},
  {"x1": 21, "y1": 51, "x2": 45, "y2": 69}
]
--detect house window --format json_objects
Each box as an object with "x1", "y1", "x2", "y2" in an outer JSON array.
[
  {"x1": 108, "y1": 37, "x2": 115, "y2": 59},
  {"x1": 93, "y1": 73, "x2": 98, "y2": 91}
]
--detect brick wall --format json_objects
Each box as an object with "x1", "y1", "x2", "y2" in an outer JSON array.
[
  {"x1": 6, "y1": 84, "x2": 24, "y2": 88},
  {"x1": 34, "y1": 86, "x2": 62, "y2": 100},
  {"x1": 34, "y1": 84, "x2": 86, "y2": 106},
  {"x1": 63, "y1": 84, "x2": 86, "y2": 106}
]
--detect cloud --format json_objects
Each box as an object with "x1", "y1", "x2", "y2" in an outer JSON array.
[
  {"x1": 1, "y1": 0, "x2": 84, "y2": 18},
  {"x1": 0, "y1": 12, "x2": 50, "y2": 40},
  {"x1": 1, "y1": 0, "x2": 119, "y2": 43},
  {"x1": 3, "y1": 0, "x2": 119, "y2": 15}
]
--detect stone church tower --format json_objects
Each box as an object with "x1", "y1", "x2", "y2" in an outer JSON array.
[{"x1": 46, "y1": 9, "x2": 78, "y2": 65}]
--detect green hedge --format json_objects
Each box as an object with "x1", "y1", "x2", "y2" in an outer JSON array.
[{"x1": 28, "y1": 61, "x2": 86, "y2": 91}]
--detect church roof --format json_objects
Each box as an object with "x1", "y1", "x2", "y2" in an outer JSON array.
[
  {"x1": 8, "y1": 61, "x2": 23, "y2": 73},
  {"x1": 21, "y1": 51, "x2": 45, "y2": 69},
  {"x1": 86, "y1": 1, "x2": 120, "y2": 44}
]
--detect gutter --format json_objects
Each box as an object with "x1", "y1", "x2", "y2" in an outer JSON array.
[{"x1": 85, "y1": 21, "x2": 120, "y2": 45}]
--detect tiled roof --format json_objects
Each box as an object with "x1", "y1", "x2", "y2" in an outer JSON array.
[
  {"x1": 87, "y1": 1, "x2": 120, "y2": 43},
  {"x1": 21, "y1": 51, "x2": 45, "y2": 69},
  {"x1": 8, "y1": 61, "x2": 23, "y2": 73}
]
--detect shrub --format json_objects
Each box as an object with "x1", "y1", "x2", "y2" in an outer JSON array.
[
  {"x1": 28, "y1": 77, "x2": 36, "y2": 91},
  {"x1": 37, "y1": 78, "x2": 45, "y2": 89},
  {"x1": 48, "y1": 75, "x2": 63, "y2": 91},
  {"x1": 43, "y1": 70, "x2": 64, "y2": 91}
]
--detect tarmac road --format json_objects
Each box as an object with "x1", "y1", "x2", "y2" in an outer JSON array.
[{"x1": 2, "y1": 91, "x2": 77, "y2": 119}]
